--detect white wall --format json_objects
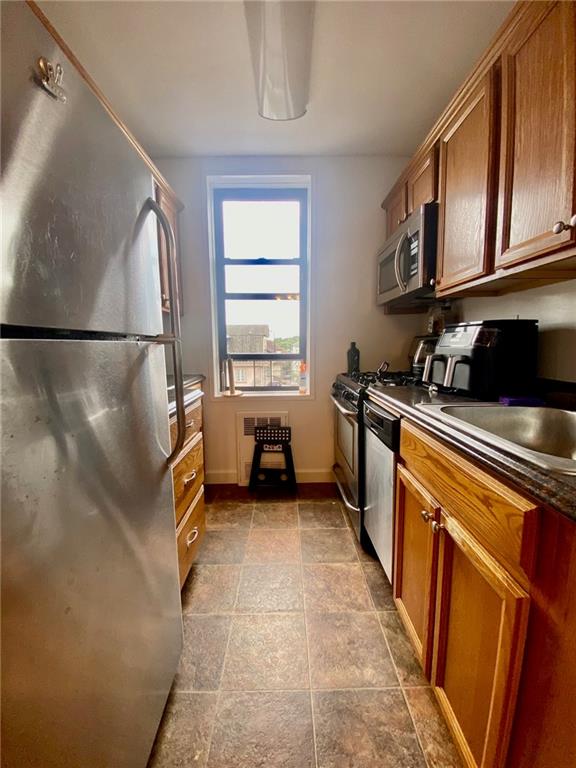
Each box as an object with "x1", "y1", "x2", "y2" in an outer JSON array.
[
  {"x1": 155, "y1": 155, "x2": 425, "y2": 483},
  {"x1": 458, "y1": 279, "x2": 576, "y2": 382}
]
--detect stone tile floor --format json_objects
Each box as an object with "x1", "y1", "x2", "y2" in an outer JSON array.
[{"x1": 148, "y1": 498, "x2": 462, "y2": 768}]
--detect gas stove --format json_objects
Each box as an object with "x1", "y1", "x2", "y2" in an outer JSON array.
[{"x1": 335, "y1": 370, "x2": 421, "y2": 393}]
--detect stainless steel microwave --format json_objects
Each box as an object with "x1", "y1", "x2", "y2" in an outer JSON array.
[{"x1": 376, "y1": 202, "x2": 438, "y2": 308}]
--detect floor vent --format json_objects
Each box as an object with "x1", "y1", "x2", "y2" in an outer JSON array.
[{"x1": 236, "y1": 411, "x2": 289, "y2": 486}]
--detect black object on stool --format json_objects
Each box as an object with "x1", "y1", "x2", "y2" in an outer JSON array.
[{"x1": 249, "y1": 426, "x2": 296, "y2": 491}]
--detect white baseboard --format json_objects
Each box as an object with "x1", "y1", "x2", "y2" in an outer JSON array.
[{"x1": 204, "y1": 468, "x2": 334, "y2": 485}]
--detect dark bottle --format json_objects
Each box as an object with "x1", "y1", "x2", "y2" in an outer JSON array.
[{"x1": 347, "y1": 342, "x2": 360, "y2": 374}]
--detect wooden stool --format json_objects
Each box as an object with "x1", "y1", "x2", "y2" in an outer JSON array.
[{"x1": 249, "y1": 426, "x2": 296, "y2": 491}]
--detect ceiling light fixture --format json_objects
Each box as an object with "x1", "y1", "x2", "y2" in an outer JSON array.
[{"x1": 244, "y1": 0, "x2": 315, "y2": 121}]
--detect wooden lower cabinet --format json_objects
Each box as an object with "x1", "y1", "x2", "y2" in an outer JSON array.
[
  {"x1": 170, "y1": 392, "x2": 206, "y2": 587},
  {"x1": 395, "y1": 421, "x2": 535, "y2": 768},
  {"x1": 431, "y1": 512, "x2": 529, "y2": 768},
  {"x1": 393, "y1": 464, "x2": 440, "y2": 676},
  {"x1": 176, "y1": 488, "x2": 205, "y2": 588}
]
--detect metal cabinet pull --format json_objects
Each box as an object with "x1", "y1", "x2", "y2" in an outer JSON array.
[
  {"x1": 183, "y1": 470, "x2": 197, "y2": 487},
  {"x1": 145, "y1": 197, "x2": 185, "y2": 466},
  {"x1": 420, "y1": 510, "x2": 433, "y2": 523},
  {"x1": 431, "y1": 521, "x2": 445, "y2": 534},
  {"x1": 186, "y1": 527, "x2": 199, "y2": 548},
  {"x1": 186, "y1": 420, "x2": 196, "y2": 429},
  {"x1": 552, "y1": 215, "x2": 576, "y2": 234}
]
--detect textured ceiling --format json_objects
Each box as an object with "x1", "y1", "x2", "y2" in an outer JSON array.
[{"x1": 39, "y1": 0, "x2": 514, "y2": 157}]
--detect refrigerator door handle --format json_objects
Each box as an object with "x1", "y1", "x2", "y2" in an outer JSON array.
[{"x1": 146, "y1": 197, "x2": 186, "y2": 464}]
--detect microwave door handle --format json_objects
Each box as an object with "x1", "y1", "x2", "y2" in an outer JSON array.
[{"x1": 394, "y1": 230, "x2": 409, "y2": 293}]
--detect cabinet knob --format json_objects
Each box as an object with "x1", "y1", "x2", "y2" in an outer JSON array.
[
  {"x1": 183, "y1": 470, "x2": 197, "y2": 487},
  {"x1": 420, "y1": 510, "x2": 433, "y2": 523},
  {"x1": 552, "y1": 217, "x2": 576, "y2": 234},
  {"x1": 186, "y1": 527, "x2": 199, "y2": 548},
  {"x1": 429, "y1": 278, "x2": 436, "y2": 288},
  {"x1": 431, "y1": 521, "x2": 445, "y2": 534}
]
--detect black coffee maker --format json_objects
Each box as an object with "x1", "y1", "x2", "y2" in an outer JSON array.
[{"x1": 422, "y1": 319, "x2": 538, "y2": 399}]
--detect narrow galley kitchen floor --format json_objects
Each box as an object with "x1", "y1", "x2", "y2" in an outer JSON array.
[{"x1": 148, "y1": 497, "x2": 462, "y2": 768}]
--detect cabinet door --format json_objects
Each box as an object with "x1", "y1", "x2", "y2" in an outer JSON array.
[
  {"x1": 393, "y1": 464, "x2": 440, "y2": 677},
  {"x1": 385, "y1": 184, "x2": 408, "y2": 238},
  {"x1": 431, "y1": 512, "x2": 529, "y2": 768},
  {"x1": 496, "y1": 1, "x2": 576, "y2": 268},
  {"x1": 437, "y1": 72, "x2": 498, "y2": 290},
  {"x1": 407, "y1": 147, "x2": 438, "y2": 215},
  {"x1": 155, "y1": 184, "x2": 183, "y2": 315}
]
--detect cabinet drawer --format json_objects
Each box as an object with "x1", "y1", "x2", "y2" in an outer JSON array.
[
  {"x1": 400, "y1": 421, "x2": 539, "y2": 585},
  {"x1": 173, "y1": 435, "x2": 204, "y2": 526},
  {"x1": 176, "y1": 489, "x2": 205, "y2": 588},
  {"x1": 170, "y1": 399, "x2": 202, "y2": 452}
]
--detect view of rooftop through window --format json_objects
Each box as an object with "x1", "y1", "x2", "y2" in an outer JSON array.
[{"x1": 212, "y1": 186, "x2": 309, "y2": 391}]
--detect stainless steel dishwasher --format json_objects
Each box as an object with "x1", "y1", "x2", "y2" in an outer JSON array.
[{"x1": 363, "y1": 399, "x2": 400, "y2": 581}]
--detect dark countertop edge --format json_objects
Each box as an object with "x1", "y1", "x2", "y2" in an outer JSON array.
[
  {"x1": 367, "y1": 386, "x2": 576, "y2": 524},
  {"x1": 167, "y1": 374, "x2": 205, "y2": 417}
]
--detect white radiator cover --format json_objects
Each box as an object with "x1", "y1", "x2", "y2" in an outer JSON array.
[{"x1": 235, "y1": 411, "x2": 289, "y2": 486}]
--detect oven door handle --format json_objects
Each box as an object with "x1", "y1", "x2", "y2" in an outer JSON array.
[
  {"x1": 330, "y1": 394, "x2": 357, "y2": 419},
  {"x1": 332, "y1": 463, "x2": 360, "y2": 514},
  {"x1": 394, "y1": 230, "x2": 409, "y2": 293}
]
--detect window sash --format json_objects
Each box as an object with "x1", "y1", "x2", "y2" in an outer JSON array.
[{"x1": 213, "y1": 187, "x2": 308, "y2": 391}]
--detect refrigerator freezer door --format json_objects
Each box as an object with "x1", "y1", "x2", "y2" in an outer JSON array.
[
  {"x1": 1, "y1": 339, "x2": 182, "y2": 768},
  {"x1": 1, "y1": 3, "x2": 163, "y2": 336}
]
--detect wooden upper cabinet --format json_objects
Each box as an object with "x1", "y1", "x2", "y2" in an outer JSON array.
[
  {"x1": 155, "y1": 183, "x2": 183, "y2": 316},
  {"x1": 407, "y1": 147, "x2": 438, "y2": 215},
  {"x1": 496, "y1": 1, "x2": 576, "y2": 269},
  {"x1": 393, "y1": 464, "x2": 440, "y2": 677},
  {"x1": 385, "y1": 184, "x2": 408, "y2": 238},
  {"x1": 431, "y1": 512, "x2": 529, "y2": 768},
  {"x1": 437, "y1": 72, "x2": 498, "y2": 291}
]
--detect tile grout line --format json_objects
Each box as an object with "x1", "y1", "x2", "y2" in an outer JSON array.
[
  {"x1": 374, "y1": 610, "x2": 431, "y2": 767},
  {"x1": 203, "y1": 539, "x2": 246, "y2": 768},
  {"x1": 356, "y1": 550, "x2": 431, "y2": 767},
  {"x1": 298, "y1": 526, "x2": 320, "y2": 768}
]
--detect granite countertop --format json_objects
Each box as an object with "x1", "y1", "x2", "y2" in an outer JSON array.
[
  {"x1": 366, "y1": 384, "x2": 576, "y2": 524},
  {"x1": 167, "y1": 373, "x2": 205, "y2": 416}
]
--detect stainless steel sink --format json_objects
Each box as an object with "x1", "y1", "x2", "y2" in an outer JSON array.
[{"x1": 416, "y1": 404, "x2": 576, "y2": 475}]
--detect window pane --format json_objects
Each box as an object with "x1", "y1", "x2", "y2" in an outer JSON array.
[
  {"x1": 225, "y1": 265, "x2": 300, "y2": 294},
  {"x1": 222, "y1": 200, "x2": 300, "y2": 260},
  {"x1": 225, "y1": 299, "x2": 300, "y2": 354},
  {"x1": 231, "y1": 360, "x2": 300, "y2": 389}
]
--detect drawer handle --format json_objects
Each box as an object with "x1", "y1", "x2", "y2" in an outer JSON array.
[
  {"x1": 186, "y1": 527, "x2": 199, "y2": 548},
  {"x1": 431, "y1": 521, "x2": 445, "y2": 534},
  {"x1": 186, "y1": 420, "x2": 197, "y2": 428},
  {"x1": 183, "y1": 470, "x2": 197, "y2": 487},
  {"x1": 420, "y1": 510, "x2": 433, "y2": 523}
]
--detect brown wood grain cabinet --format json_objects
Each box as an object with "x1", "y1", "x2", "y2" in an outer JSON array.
[
  {"x1": 393, "y1": 464, "x2": 440, "y2": 677},
  {"x1": 436, "y1": 72, "x2": 499, "y2": 292},
  {"x1": 170, "y1": 393, "x2": 206, "y2": 587},
  {"x1": 397, "y1": 420, "x2": 536, "y2": 768},
  {"x1": 496, "y1": 1, "x2": 576, "y2": 269},
  {"x1": 431, "y1": 511, "x2": 529, "y2": 768},
  {"x1": 384, "y1": 183, "x2": 407, "y2": 238},
  {"x1": 155, "y1": 182, "x2": 183, "y2": 316},
  {"x1": 382, "y1": 0, "x2": 576, "y2": 300},
  {"x1": 406, "y1": 147, "x2": 438, "y2": 215},
  {"x1": 382, "y1": 147, "x2": 438, "y2": 239}
]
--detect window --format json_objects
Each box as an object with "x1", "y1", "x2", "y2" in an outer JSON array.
[{"x1": 211, "y1": 183, "x2": 309, "y2": 393}]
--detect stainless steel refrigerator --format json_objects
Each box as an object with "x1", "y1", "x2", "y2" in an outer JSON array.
[{"x1": 1, "y1": 4, "x2": 187, "y2": 766}]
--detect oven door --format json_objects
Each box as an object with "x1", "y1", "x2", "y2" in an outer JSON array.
[{"x1": 331, "y1": 395, "x2": 361, "y2": 538}]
